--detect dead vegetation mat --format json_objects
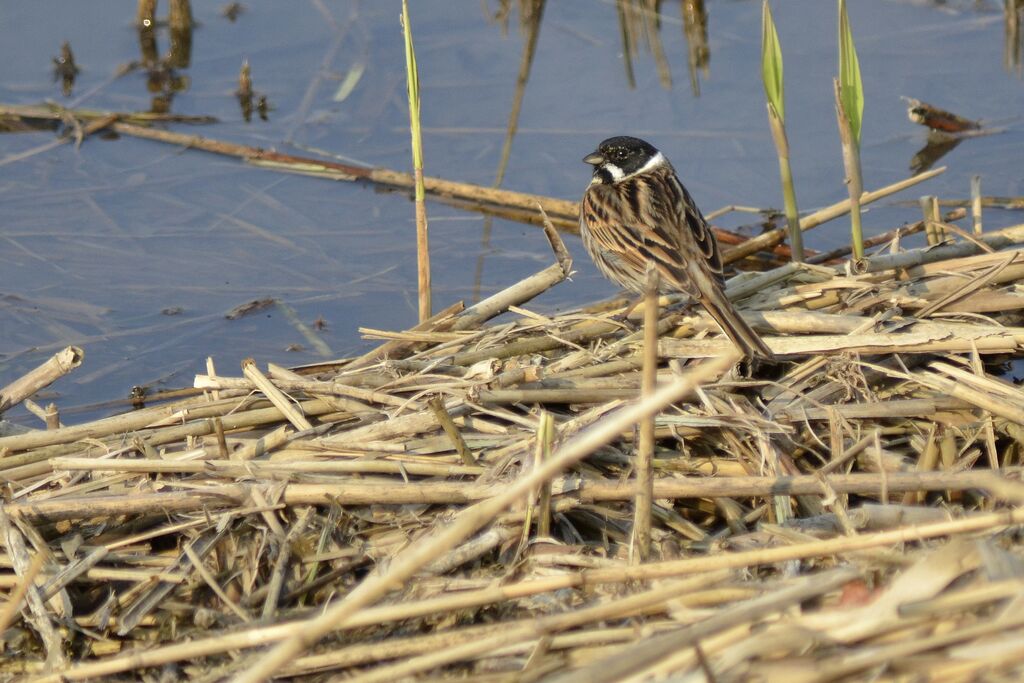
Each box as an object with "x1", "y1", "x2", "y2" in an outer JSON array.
[{"x1": 4, "y1": 223, "x2": 1024, "y2": 681}]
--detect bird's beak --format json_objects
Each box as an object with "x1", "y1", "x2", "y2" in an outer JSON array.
[{"x1": 582, "y1": 152, "x2": 605, "y2": 166}]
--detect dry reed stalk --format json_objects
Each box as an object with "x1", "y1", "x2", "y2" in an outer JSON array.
[
  {"x1": 342, "y1": 301, "x2": 463, "y2": 372},
  {"x1": 337, "y1": 573, "x2": 732, "y2": 682},
  {"x1": 0, "y1": 506, "x2": 67, "y2": 669},
  {"x1": 922, "y1": 195, "x2": 942, "y2": 245},
  {"x1": 0, "y1": 551, "x2": 45, "y2": 633},
  {"x1": 0, "y1": 398, "x2": 341, "y2": 483},
  {"x1": 452, "y1": 263, "x2": 569, "y2": 331},
  {"x1": 907, "y1": 368, "x2": 1024, "y2": 424},
  {"x1": 8, "y1": 111, "x2": 580, "y2": 221},
  {"x1": 852, "y1": 222, "x2": 1024, "y2": 273},
  {"x1": 557, "y1": 567, "x2": 859, "y2": 683},
  {"x1": 0, "y1": 346, "x2": 83, "y2": 413},
  {"x1": 774, "y1": 396, "x2": 969, "y2": 421},
  {"x1": 806, "y1": 208, "x2": 965, "y2": 265},
  {"x1": 535, "y1": 411, "x2": 554, "y2": 538},
  {"x1": 972, "y1": 174, "x2": 983, "y2": 234},
  {"x1": 9, "y1": 469, "x2": 1011, "y2": 524},
  {"x1": 0, "y1": 391, "x2": 266, "y2": 456},
  {"x1": 232, "y1": 424, "x2": 290, "y2": 461},
  {"x1": 195, "y1": 373, "x2": 407, "y2": 410},
  {"x1": 661, "y1": 328, "x2": 1018, "y2": 359},
  {"x1": 241, "y1": 358, "x2": 313, "y2": 430},
  {"x1": 633, "y1": 266, "x2": 659, "y2": 563},
  {"x1": 427, "y1": 396, "x2": 475, "y2": 465}
]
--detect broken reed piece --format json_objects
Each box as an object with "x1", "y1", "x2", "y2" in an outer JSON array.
[
  {"x1": 240, "y1": 358, "x2": 313, "y2": 431},
  {"x1": 972, "y1": 174, "x2": 983, "y2": 234},
  {"x1": 920, "y1": 195, "x2": 943, "y2": 245},
  {"x1": 428, "y1": 396, "x2": 476, "y2": 466},
  {"x1": 0, "y1": 346, "x2": 83, "y2": 414}
]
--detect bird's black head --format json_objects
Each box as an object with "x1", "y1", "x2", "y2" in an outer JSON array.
[{"x1": 583, "y1": 136, "x2": 664, "y2": 184}]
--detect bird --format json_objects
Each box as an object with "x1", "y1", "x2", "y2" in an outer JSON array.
[{"x1": 579, "y1": 135, "x2": 774, "y2": 361}]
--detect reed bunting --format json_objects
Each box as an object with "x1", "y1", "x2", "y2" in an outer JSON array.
[{"x1": 579, "y1": 136, "x2": 774, "y2": 361}]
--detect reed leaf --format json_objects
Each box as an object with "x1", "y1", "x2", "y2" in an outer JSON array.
[
  {"x1": 761, "y1": 1, "x2": 784, "y2": 121},
  {"x1": 761, "y1": 1, "x2": 802, "y2": 262},
  {"x1": 837, "y1": 0, "x2": 863, "y2": 144},
  {"x1": 401, "y1": 0, "x2": 431, "y2": 321}
]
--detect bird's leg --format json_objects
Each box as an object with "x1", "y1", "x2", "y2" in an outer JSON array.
[{"x1": 615, "y1": 296, "x2": 644, "y2": 322}]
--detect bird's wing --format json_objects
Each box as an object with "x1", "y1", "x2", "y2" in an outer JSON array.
[
  {"x1": 581, "y1": 168, "x2": 726, "y2": 296},
  {"x1": 667, "y1": 175, "x2": 726, "y2": 288}
]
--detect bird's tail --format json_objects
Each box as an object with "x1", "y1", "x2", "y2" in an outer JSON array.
[{"x1": 692, "y1": 269, "x2": 775, "y2": 361}]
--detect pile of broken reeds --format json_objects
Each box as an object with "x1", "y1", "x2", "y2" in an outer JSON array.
[{"x1": 4, "y1": 213, "x2": 1024, "y2": 681}]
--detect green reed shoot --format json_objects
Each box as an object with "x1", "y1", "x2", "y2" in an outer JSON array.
[
  {"x1": 835, "y1": 0, "x2": 865, "y2": 259},
  {"x1": 402, "y1": 0, "x2": 431, "y2": 321},
  {"x1": 761, "y1": 1, "x2": 802, "y2": 262}
]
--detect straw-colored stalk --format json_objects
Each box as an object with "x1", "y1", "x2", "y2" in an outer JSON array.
[
  {"x1": 402, "y1": 0, "x2": 431, "y2": 322},
  {"x1": 761, "y1": 1, "x2": 803, "y2": 262},
  {"x1": 633, "y1": 266, "x2": 659, "y2": 563},
  {"x1": 0, "y1": 552, "x2": 46, "y2": 634},
  {"x1": 920, "y1": 195, "x2": 942, "y2": 246},
  {"x1": 971, "y1": 174, "x2": 983, "y2": 234},
  {"x1": 428, "y1": 396, "x2": 476, "y2": 466},
  {"x1": 0, "y1": 345, "x2": 83, "y2": 413},
  {"x1": 535, "y1": 411, "x2": 554, "y2": 538}
]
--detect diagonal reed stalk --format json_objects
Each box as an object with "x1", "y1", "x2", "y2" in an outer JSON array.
[{"x1": 402, "y1": 0, "x2": 431, "y2": 322}]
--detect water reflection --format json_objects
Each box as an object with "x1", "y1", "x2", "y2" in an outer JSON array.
[
  {"x1": 616, "y1": 0, "x2": 708, "y2": 96},
  {"x1": 52, "y1": 42, "x2": 80, "y2": 97},
  {"x1": 910, "y1": 132, "x2": 963, "y2": 175},
  {"x1": 682, "y1": 0, "x2": 710, "y2": 97},
  {"x1": 1007, "y1": 0, "x2": 1023, "y2": 76},
  {"x1": 222, "y1": 3, "x2": 245, "y2": 22},
  {"x1": 475, "y1": 1, "x2": 546, "y2": 302},
  {"x1": 235, "y1": 60, "x2": 269, "y2": 122},
  {"x1": 135, "y1": 0, "x2": 193, "y2": 113}
]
